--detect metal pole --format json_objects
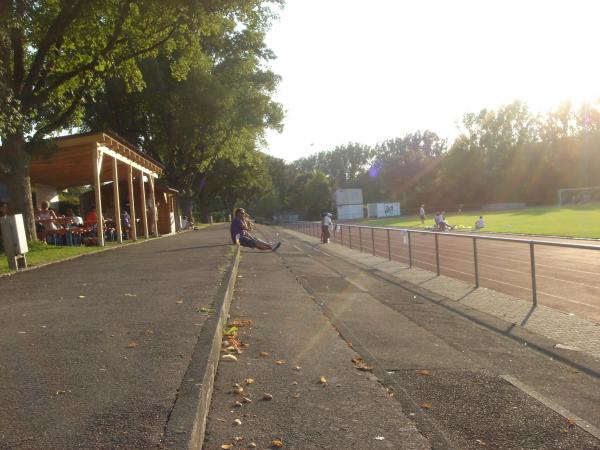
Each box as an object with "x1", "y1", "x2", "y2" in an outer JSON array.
[
  {"x1": 340, "y1": 225, "x2": 343, "y2": 246},
  {"x1": 435, "y1": 233, "x2": 440, "y2": 276},
  {"x1": 473, "y1": 237, "x2": 479, "y2": 288},
  {"x1": 408, "y1": 231, "x2": 412, "y2": 268},
  {"x1": 349, "y1": 226, "x2": 352, "y2": 249},
  {"x1": 359, "y1": 227, "x2": 363, "y2": 252},
  {"x1": 371, "y1": 227, "x2": 375, "y2": 256},
  {"x1": 387, "y1": 229, "x2": 391, "y2": 261},
  {"x1": 530, "y1": 242, "x2": 537, "y2": 306}
]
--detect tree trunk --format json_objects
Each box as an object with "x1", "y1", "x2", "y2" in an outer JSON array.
[
  {"x1": 179, "y1": 193, "x2": 193, "y2": 221},
  {"x1": 199, "y1": 195, "x2": 210, "y2": 223},
  {"x1": 1, "y1": 134, "x2": 37, "y2": 241}
]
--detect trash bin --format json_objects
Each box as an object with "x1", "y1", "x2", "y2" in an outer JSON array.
[{"x1": 0, "y1": 214, "x2": 28, "y2": 270}]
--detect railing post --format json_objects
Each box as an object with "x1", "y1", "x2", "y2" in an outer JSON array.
[
  {"x1": 371, "y1": 227, "x2": 375, "y2": 256},
  {"x1": 473, "y1": 237, "x2": 479, "y2": 288},
  {"x1": 530, "y1": 242, "x2": 537, "y2": 306},
  {"x1": 387, "y1": 229, "x2": 391, "y2": 261},
  {"x1": 435, "y1": 233, "x2": 440, "y2": 276},
  {"x1": 359, "y1": 227, "x2": 363, "y2": 252},
  {"x1": 340, "y1": 225, "x2": 343, "y2": 246},
  {"x1": 408, "y1": 231, "x2": 412, "y2": 268},
  {"x1": 349, "y1": 226, "x2": 352, "y2": 249}
]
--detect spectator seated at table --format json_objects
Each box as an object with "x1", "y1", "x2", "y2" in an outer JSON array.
[
  {"x1": 65, "y1": 208, "x2": 83, "y2": 226},
  {"x1": 84, "y1": 206, "x2": 98, "y2": 227}
]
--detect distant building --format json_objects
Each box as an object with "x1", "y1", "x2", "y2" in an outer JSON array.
[{"x1": 335, "y1": 188, "x2": 364, "y2": 220}]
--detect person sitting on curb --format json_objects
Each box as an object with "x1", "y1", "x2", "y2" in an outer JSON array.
[{"x1": 230, "y1": 208, "x2": 281, "y2": 251}]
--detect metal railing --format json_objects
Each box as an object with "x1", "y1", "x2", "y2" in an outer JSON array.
[{"x1": 286, "y1": 221, "x2": 600, "y2": 308}]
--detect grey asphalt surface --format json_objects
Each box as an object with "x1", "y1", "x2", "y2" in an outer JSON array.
[
  {"x1": 206, "y1": 226, "x2": 600, "y2": 449},
  {"x1": 0, "y1": 226, "x2": 233, "y2": 449},
  {"x1": 204, "y1": 241, "x2": 430, "y2": 450}
]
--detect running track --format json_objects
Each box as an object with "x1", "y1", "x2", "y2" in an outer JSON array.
[{"x1": 294, "y1": 224, "x2": 600, "y2": 324}]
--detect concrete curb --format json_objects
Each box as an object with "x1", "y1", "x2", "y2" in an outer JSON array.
[{"x1": 162, "y1": 244, "x2": 241, "y2": 450}]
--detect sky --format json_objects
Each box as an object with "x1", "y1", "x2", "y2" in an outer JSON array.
[{"x1": 263, "y1": 0, "x2": 600, "y2": 161}]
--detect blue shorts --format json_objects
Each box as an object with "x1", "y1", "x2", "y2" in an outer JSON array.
[{"x1": 239, "y1": 235, "x2": 257, "y2": 248}]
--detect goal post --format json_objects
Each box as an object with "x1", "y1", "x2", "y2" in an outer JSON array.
[{"x1": 557, "y1": 186, "x2": 600, "y2": 206}]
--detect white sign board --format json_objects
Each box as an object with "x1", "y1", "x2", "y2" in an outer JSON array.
[
  {"x1": 367, "y1": 202, "x2": 401, "y2": 218},
  {"x1": 1, "y1": 214, "x2": 28, "y2": 254},
  {"x1": 335, "y1": 189, "x2": 363, "y2": 206},
  {"x1": 337, "y1": 204, "x2": 364, "y2": 220}
]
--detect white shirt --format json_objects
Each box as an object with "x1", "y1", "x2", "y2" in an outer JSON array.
[
  {"x1": 323, "y1": 216, "x2": 333, "y2": 227},
  {"x1": 476, "y1": 218, "x2": 485, "y2": 228},
  {"x1": 419, "y1": 207, "x2": 425, "y2": 216}
]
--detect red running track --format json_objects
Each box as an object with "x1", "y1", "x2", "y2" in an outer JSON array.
[{"x1": 293, "y1": 223, "x2": 600, "y2": 324}]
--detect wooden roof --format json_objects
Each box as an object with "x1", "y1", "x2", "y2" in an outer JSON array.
[{"x1": 30, "y1": 131, "x2": 163, "y2": 189}]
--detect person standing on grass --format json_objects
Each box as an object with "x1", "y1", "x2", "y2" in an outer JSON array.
[
  {"x1": 230, "y1": 208, "x2": 281, "y2": 251},
  {"x1": 419, "y1": 204, "x2": 425, "y2": 224}
]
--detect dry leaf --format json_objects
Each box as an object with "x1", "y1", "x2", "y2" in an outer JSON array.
[
  {"x1": 566, "y1": 418, "x2": 576, "y2": 426},
  {"x1": 234, "y1": 436, "x2": 244, "y2": 441},
  {"x1": 292, "y1": 393, "x2": 300, "y2": 399},
  {"x1": 560, "y1": 428, "x2": 569, "y2": 434},
  {"x1": 241, "y1": 396, "x2": 252, "y2": 403},
  {"x1": 259, "y1": 351, "x2": 269, "y2": 357},
  {"x1": 351, "y1": 357, "x2": 373, "y2": 372},
  {"x1": 263, "y1": 393, "x2": 273, "y2": 401},
  {"x1": 233, "y1": 384, "x2": 244, "y2": 395},
  {"x1": 142, "y1": 329, "x2": 153, "y2": 336},
  {"x1": 420, "y1": 402, "x2": 432, "y2": 409},
  {"x1": 78, "y1": 295, "x2": 85, "y2": 299},
  {"x1": 233, "y1": 418, "x2": 242, "y2": 426},
  {"x1": 222, "y1": 354, "x2": 238, "y2": 362},
  {"x1": 245, "y1": 378, "x2": 254, "y2": 385},
  {"x1": 221, "y1": 445, "x2": 233, "y2": 450},
  {"x1": 176, "y1": 300, "x2": 183, "y2": 304},
  {"x1": 248, "y1": 443, "x2": 257, "y2": 448},
  {"x1": 230, "y1": 319, "x2": 253, "y2": 327},
  {"x1": 124, "y1": 293, "x2": 136, "y2": 297},
  {"x1": 319, "y1": 376, "x2": 327, "y2": 384},
  {"x1": 293, "y1": 365, "x2": 302, "y2": 371},
  {"x1": 233, "y1": 401, "x2": 243, "y2": 408},
  {"x1": 419, "y1": 369, "x2": 430, "y2": 376},
  {"x1": 275, "y1": 359, "x2": 286, "y2": 365},
  {"x1": 126, "y1": 341, "x2": 138, "y2": 348},
  {"x1": 476, "y1": 439, "x2": 487, "y2": 447},
  {"x1": 271, "y1": 439, "x2": 283, "y2": 448}
]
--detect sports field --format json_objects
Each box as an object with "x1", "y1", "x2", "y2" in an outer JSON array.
[{"x1": 363, "y1": 203, "x2": 600, "y2": 239}]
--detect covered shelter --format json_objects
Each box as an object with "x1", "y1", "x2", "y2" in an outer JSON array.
[{"x1": 30, "y1": 131, "x2": 164, "y2": 246}]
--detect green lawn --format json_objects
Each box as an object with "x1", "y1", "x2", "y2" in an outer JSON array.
[{"x1": 363, "y1": 203, "x2": 600, "y2": 239}]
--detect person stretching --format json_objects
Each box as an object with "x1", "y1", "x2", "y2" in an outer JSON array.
[{"x1": 230, "y1": 208, "x2": 281, "y2": 251}]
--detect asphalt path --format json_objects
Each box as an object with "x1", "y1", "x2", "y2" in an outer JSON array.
[
  {"x1": 300, "y1": 225, "x2": 600, "y2": 324},
  {"x1": 0, "y1": 226, "x2": 233, "y2": 450},
  {"x1": 266, "y1": 227, "x2": 600, "y2": 449}
]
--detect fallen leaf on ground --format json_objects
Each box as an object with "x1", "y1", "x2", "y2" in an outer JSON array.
[
  {"x1": 124, "y1": 293, "x2": 136, "y2": 297},
  {"x1": 566, "y1": 418, "x2": 577, "y2": 426},
  {"x1": 230, "y1": 319, "x2": 252, "y2": 327},
  {"x1": 476, "y1": 438, "x2": 487, "y2": 447},
  {"x1": 245, "y1": 378, "x2": 254, "y2": 385},
  {"x1": 292, "y1": 393, "x2": 300, "y2": 399},
  {"x1": 560, "y1": 428, "x2": 569, "y2": 434},
  {"x1": 78, "y1": 295, "x2": 85, "y2": 299},
  {"x1": 126, "y1": 341, "x2": 138, "y2": 348},
  {"x1": 176, "y1": 300, "x2": 183, "y2": 304},
  {"x1": 233, "y1": 401, "x2": 243, "y2": 408},
  {"x1": 233, "y1": 384, "x2": 244, "y2": 395},
  {"x1": 271, "y1": 439, "x2": 283, "y2": 448},
  {"x1": 222, "y1": 354, "x2": 238, "y2": 362},
  {"x1": 319, "y1": 376, "x2": 327, "y2": 384},
  {"x1": 419, "y1": 369, "x2": 430, "y2": 376},
  {"x1": 234, "y1": 436, "x2": 243, "y2": 441},
  {"x1": 221, "y1": 444, "x2": 233, "y2": 449},
  {"x1": 275, "y1": 359, "x2": 286, "y2": 365},
  {"x1": 233, "y1": 418, "x2": 242, "y2": 426},
  {"x1": 142, "y1": 329, "x2": 153, "y2": 336},
  {"x1": 197, "y1": 307, "x2": 215, "y2": 315},
  {"x1": 248, "y1": 443, "x2": 257, "y2": 448},
  {"x1": 259, "y1": 351, "x2": 269, "y2": 357},
  {"x1": 374, "y1": 436, "x2": 385, "y2": 440},
  {"x1": 293, "y1": 365, "x2": 301, "y2": 371},
  {"x1": 263, "y1": 393, "x2": 273, "y2": 401},
  {"x1": 420, "y1": 402, "x2": 432, "y2": 409},
  {"x1": 351, "y1": 357, "x2": 373, "y2": 372},
  {"x1": 241, "y1": 396, "x2": 252, "y2": 403}
]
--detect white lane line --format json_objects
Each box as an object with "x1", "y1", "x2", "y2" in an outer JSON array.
[
  {"x1": 345, "y1": 277, "x2": 368, "y2": 292},
  {"x1": 500, "y1": 375, "x2": 600, "y2": 441},
  {"x1": 293, "y1": 245, "x2": 304, "y2": 253}
]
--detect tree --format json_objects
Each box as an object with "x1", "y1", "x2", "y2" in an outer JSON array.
[
  {"x1": 0, "y1": 0, "x2": 269, "y2": 238},
  {"x1": 83, "y1": 2, "x2": 283, "y2": 220}
]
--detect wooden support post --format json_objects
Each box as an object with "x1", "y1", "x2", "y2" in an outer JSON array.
[
  {"x1": 93, "y1": 145, "x2": 105, "y2": 246},
  {"x1": 112, "y1": 156, "x2": 123, "y2": 243},
  {"x1": 149, "y1": 174, "x2": 158, "y2": 236},
  {"x1": 139, "y1": 170, "x2": 149, "y2": 238},
  {"x1": 128, "y1": 164, "x2": 137, "y2": 241}
]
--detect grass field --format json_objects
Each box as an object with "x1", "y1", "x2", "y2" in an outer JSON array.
[{"x1": 363, "y1": 203, "x2": 600, "y2": 239}]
